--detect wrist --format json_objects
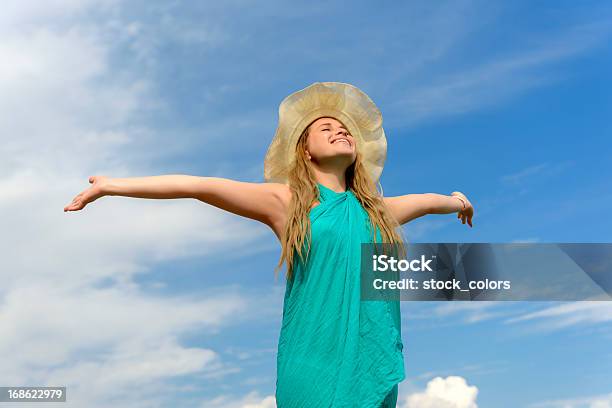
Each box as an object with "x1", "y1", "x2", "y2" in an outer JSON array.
[
  {"x1": 451, "y1": 194, "x2": 466, "y2": 211},
  {"x1": 101, "y1": 178, "x2": 117, "y2": 196}
]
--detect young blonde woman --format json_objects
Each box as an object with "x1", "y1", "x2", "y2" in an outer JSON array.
[{"x1": 64, "y1": 82, "x2": 474, "y2": 407}]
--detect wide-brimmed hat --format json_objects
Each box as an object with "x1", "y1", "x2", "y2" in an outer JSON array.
[{"x1": 263, "y1": 82, "x2": 387, "y2": 184}]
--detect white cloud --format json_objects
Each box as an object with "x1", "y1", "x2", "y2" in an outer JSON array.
[
  {"x1": 0, "y1": 282, "x2": 281, "y2": 405},
  {"x1": 3, "y1": 1, "x2": 611, "y2": 407},
  {"x1": 385, "y1": 17, "x2": 612, "y2": 128},
  {"x1": 243, "y1": 396, "x2": 277, "y2": 408},
  {"x1": 500, "y1": 163, "x2": 551, "y2": 185},
  {"x1": 529, "y1": 392, "x2": 612, "y2": 408},
  {"x1": 402, "y1": 376, "x2": 479, "y2": 408},
  {"x1": 0, "y1": 0, "x2": 116, "y2": 28},
  {"x1": 412, "y1": 361, "x2": 510, "y2": 381},
  {"x1": 0, "y1": 2, "x2": 278, "y2": 407},
  {"x1": 505, "y1": 301, "x2": 612, "y2": 330},
  {"x1": 199, "y1": 391, "x2": 276, "y2": 408},
  {"x1": 404, "y1": 302, "x2": 516, "y2": 327},
  {"x1": 402, "y1": 217, "x2": 450, "y2": 240}
]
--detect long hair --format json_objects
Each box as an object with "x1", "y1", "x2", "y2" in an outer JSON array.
[{"x1": 274, "y1": 117, "x2": 407, "y2": 281}]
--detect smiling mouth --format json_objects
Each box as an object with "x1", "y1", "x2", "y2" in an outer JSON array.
[{"x1": 331, "y1": 138, "x2": 351, "y2": 146}]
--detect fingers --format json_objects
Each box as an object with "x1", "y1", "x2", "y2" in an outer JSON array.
[
  {"x1": 457, "y1": 211, "x2": 474, "y2": 227},
  {"x1": 65, "y1": 178, "x2": 97, "y2": 212},
  {"x1": 64, "y1": 196, "x2": 84, "y2": 212},
  {"x1": 65, "y1": 202, "x2": 83, "y2": 212},
  {"x1": 64, "y1": 202, "x2": 77, "y2": 212}
]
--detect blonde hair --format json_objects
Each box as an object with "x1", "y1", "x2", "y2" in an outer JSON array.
[{"x1": 274, "y1": 117, "x2": 407, "y2": 281}]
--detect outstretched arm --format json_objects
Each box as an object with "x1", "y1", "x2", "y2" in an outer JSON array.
[
  {"x1": 63, "y1": 175, "x2": 290, "y2": 239},
  {"x1": 383, "y1": 191, "x2": 474, "y2": 227}
]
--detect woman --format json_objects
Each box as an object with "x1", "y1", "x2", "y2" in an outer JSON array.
[{"x1": 64, "y1": 82, "x2": 474, "y2": 407}]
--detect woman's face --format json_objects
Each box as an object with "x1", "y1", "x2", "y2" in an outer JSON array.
[{"x1": 305, "y1": 117, "x2": 356, "y2": 168}]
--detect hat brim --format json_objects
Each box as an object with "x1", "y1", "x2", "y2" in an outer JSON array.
[{"x1": 264, "y1": 82, "x2": 387, "y2": 184}]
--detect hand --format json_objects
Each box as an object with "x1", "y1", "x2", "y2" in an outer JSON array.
[
  {"x1": 63, "y1": 175, "x2": 109, "y2": 212},
  {"x1": 451, "y1": 191, "x2": 474, "y2": 228}
]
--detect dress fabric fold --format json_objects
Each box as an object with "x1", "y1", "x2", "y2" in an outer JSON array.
[{"x1": 276, "y1": 183, "x2": 405, "y2": 408}]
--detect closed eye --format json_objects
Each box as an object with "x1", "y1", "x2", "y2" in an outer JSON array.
[{"x1": 322, "y1": 128, "x2": 350, "y2": 136}]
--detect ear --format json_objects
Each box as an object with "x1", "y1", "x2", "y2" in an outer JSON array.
[{"x1": 306, "y1": 150, "x2": 312, "y2": 160}]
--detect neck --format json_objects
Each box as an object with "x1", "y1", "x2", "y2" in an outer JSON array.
[{"x1": 312, "y1": 167, "x2": 347, "y2": 193}]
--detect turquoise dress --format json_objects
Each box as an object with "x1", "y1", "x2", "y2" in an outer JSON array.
[{"x1": 276, "y1": 183, "x2": 405, "y2": 407}]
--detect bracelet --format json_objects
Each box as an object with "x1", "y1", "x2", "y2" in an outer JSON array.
[{"x1": 452, "y1": 195, "x2": 466, "y2": 211}]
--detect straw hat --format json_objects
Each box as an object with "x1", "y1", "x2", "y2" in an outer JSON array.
[{"x1": 263, "y1": 82, "x2": 387, "y2": 184}]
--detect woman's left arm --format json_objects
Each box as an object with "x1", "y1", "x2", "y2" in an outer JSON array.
[{"x1": 383, "y1": 191, "x2": 474, "y2": 227}]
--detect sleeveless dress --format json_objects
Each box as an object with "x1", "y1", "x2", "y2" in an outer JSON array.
[{"x1": 276, "y1": 183, "x2": 405, "y2": 407}]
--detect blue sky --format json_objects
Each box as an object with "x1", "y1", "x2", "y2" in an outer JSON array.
[{"x1": 1, "y1": 0, "x2": 611, "y2": 407}]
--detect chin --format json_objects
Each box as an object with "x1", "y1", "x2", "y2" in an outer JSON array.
[{"x1": 332, "y1": 145, "x2": 355, "y2": 154}]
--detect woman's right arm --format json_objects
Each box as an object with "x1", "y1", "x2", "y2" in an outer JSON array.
[{"x1": 64, "y1": 175, "x2": 291, "y2": 239}]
